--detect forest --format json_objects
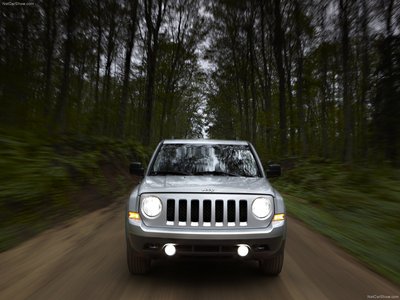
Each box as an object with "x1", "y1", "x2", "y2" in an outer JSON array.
[
  {"x1": 1, "y1": 0, "x2": 399, "y2": 164},
  {"x1": 206, "y1": 0, "x2": 400, "y2": 165},
  {"x1": 1, "y1": 0, "x2": 400, "y2": 282}
]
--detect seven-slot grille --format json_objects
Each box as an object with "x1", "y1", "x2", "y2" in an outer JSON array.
[{"x1": 166, "y1": 199, "x2": 248, "y2": 227}]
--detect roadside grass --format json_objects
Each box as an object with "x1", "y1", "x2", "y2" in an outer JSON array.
[
  {"x1": 0, "y1": 131, "x2": 150, "y2": 252},
  {"x1": 271, "y1": 160, "x2": 400, "y2": 285}
]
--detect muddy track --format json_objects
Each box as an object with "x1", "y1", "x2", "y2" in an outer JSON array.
[{"x1": 0, "y1": 196, "x2": 398, "y2": 300}]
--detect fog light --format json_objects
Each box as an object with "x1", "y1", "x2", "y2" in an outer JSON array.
[
  {"x1": 237, "y1": 244, "x2": 249, "y2": 257},
  {"x1": 164, "y1": 244, "x2": 176, "y2": 256}
]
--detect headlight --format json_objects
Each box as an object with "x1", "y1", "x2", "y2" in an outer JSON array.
[
  {"x1": 141, "y1": 196, "x2": 162, "y2": 218},
  {"x1": 252, "y1": 197, "x2": 273, "y2": 219}
]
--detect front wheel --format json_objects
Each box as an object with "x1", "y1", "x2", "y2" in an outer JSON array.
[
  {"x1": 127, "y1": 242, "x2": 151, "y2": 275},
  {"x1": 259, "y1": 251, "x2": 284, "y2": 276}
]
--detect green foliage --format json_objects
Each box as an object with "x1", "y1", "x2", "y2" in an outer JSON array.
[
  {"x1": 0, "y1": 0, "x2": 206, "y2": 148},
  {"x1": 272, "y1": 161, "x2": 400, "y2": 284},
  {"x1": 206, "y1": 0, "x2": 400, "y2": 165},
  {"x1": 0, "y1": 131, "x2": 149, "y2": 251}
]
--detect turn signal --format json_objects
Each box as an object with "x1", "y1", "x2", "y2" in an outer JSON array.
[
  {"x1": 273, "y1": 213, "x2": 285, "y2": 221},
  {"x1": 128, "y1": 211, "x2": 141, "y2": 221}
]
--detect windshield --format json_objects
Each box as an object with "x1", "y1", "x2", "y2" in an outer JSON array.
[{"x1": 149, "y1": 144, "x2": 261, "y2": 177}]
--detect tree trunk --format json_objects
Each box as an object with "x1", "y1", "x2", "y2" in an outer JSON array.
[
  {"x1": 43, "y1": 0, "x2": 57, "y2": 118},
  {"x1": 359, "y1": 0, "x2": 369, "y2": 159},
  {"x1": 247, "y1": 12, "x2": 257, "y2": 144},
  {"x1": 242, "y1": 70, "x2": 250, "y2": 138},
  {"x1": 284, "y1": 38, "x2": 295, "y2": 155},
  {"x1": 259, "y1": 0, "x2": 271, "y2": 113},
  {"x1": 19, "y1": 8, "x2": 30, "y2": 126},
  {"x1": 118, "y1": 0, "x2": 139, "y2": 138},
  {"x1": 375, "y1": 0, "x2": 398, "y2": 163},
  {"x1": 102, "y1": 12, "x2": 117, "y2": 135},
  {"x1": 76, "y1": 54, "x2": 87, "y2": 115},
  {"x1": 294, "y1": 0, "x2": 308, "y2": 157},
  {"x1": 320, "y1": 45, "x2": 329, "y2": 158},
  {"x1": 273, "y1": 0, "x2": 287, "y2": 156},
  {"x1": 143, "y1": 0, "x2": 166, "y2": 146},
  {"x1": 55, "y1": 0, "x2": 75, "y2": 132},
  {"x1": 230, "y1": 35, "x2": 244, "y2": 138},
  {"x1": 160, "y1": 6, "x2": 184, "y2": 139},
  {"x1": 94, "y1": 0, "x2": 102, "y2": 127},
  {"x1": 339, "y1": 0, "x2": 353, "y2": 163},
  {"x1": 263, "y1": 4, "x2": 275, "y2": 155}
]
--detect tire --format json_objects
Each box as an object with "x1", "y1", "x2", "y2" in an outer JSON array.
[
  {"x1": 127, "y1": 242, "x2": 151, "y2": 275},
  {"x1": 259, "y1": 251, "x2": 284, "y2": 276}
]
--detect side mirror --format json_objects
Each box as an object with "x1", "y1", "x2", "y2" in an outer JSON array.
[
  {"x1": 266, "y1": 164, "x2": 281, "y2": 178},
  {"x1": 129, "y1": 162, "x2": 144, "y2": 176}
]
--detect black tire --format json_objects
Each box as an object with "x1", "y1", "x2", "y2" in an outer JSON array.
[
  {"x1": 127, "y1": 243, "x2": 151, "y2": 275},
  {"x1": 259, "y1": 251, "x2": 284, "y2": 276}
]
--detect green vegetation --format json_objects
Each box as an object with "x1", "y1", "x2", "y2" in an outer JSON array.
[
  {"x1": 0, "y1": 0, "x2": 205, "y2": 147},
  {"x1": 0, "y1": 131, "x2": 149, "y2": 252},
  {"x1": 206, "y1": 1, "x2": 400, "y2": 166},
  {"x1": 272, "y1": 160, "x2": 400, "y2": 284}
]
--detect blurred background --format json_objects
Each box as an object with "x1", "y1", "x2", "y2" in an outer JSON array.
[{"x1": 0, "y1": 0, "x2": 399, "y2": 289}]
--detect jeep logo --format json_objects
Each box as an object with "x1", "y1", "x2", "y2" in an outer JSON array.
[{"x1": 202, "y1": 188, "x2": 215, "y2": 192}]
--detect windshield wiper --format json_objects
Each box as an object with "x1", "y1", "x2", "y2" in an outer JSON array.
[
  {"x1": 150, "y1": 170, "x2": 192, "y2": 176},
  {"x1": 192, "y1": 171, "x2": 241, "y2": 177}
]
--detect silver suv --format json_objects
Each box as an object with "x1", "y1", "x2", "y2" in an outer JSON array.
[{"x1": 125, "y1": 140, "x2": 286, "y2": 275}]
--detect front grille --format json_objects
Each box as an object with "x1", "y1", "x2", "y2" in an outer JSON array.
[
  {"x1": 239, "y1": 200, "x2": 247, "y2": 222},
  {"x1": 227, "y1": 200, "x2": 235, "y2": 222},
  {"x1": 191, "y1": 200, "x2": 199, "y2": 222},
  {"x1": 178, "y1": 199, "x2": 187, "y2": 222},
  {"x1": 166, "y1": 198, "x2": 248, "y2": 227},
  {"x1": 215, "y1": 200, "x2": 223, "y2": 222},
  {"x1": 203, "y1": 200, "x2": 211, "y2": 223},
  {"x1": 166, "y1": 199, "x2": 175, "y2": 221},
  {"x1": 140, "y1": 193, "x2": 273, "y2": 229}
]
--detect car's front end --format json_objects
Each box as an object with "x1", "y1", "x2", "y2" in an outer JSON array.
[{"x1": 125, "y1": 140, "x2": 286, "y2": 275}]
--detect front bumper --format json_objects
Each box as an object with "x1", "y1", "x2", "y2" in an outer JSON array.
[{"x1": 126, "y1": 219, "x2": 286, "y2": 259}]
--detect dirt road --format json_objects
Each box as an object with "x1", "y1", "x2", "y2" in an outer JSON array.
[{"x1": 1, "y1": 197, "x2": 399, "y2": 300}]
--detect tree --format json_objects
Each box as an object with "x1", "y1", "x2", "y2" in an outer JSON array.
[
  {"x1": 373, "y1": 0, "x2": 400, "y2": 165},
  {"x1": 294, "y1": 0, "x2": 308, "y2": 157},
  {"x1": 143, "y1": 0, "x2": 168, "y2": 146},
  {"x1": 93, "y1": 0, "x2": 103, "y2": 129},
  {"x1": 43, "y1": 0, "x2": 57, "y2": 118},
  {"x1": 101, "y1": 0, "x2": 120, "y2": 135},
  {"x1": 54, "y1": 0, "x2": 76, "y2": 132},
  {"x1": 118, "y1": 0, "x2": 139, "y2": 138},
  {"x1": 339, "y1": 0, "x2": 353, "y2": 163},
  {"x1": 272, "y1": 0, "x2": 287, "y2": 155},
  {"x1": 0, "y1": 0, "x2": 399, "y2": 165}
]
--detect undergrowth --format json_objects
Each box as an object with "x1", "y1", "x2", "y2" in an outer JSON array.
[
  {"x1": 0, "y1": 131, "x2": 149, "y2": 251},
  {"x1": 271, "y1": 160, "x2": 400, "y2": 284}
]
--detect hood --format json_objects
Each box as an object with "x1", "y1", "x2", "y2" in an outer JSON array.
[{"x1": 138, "y1": 176, "x2": 275, "y2": 195}]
